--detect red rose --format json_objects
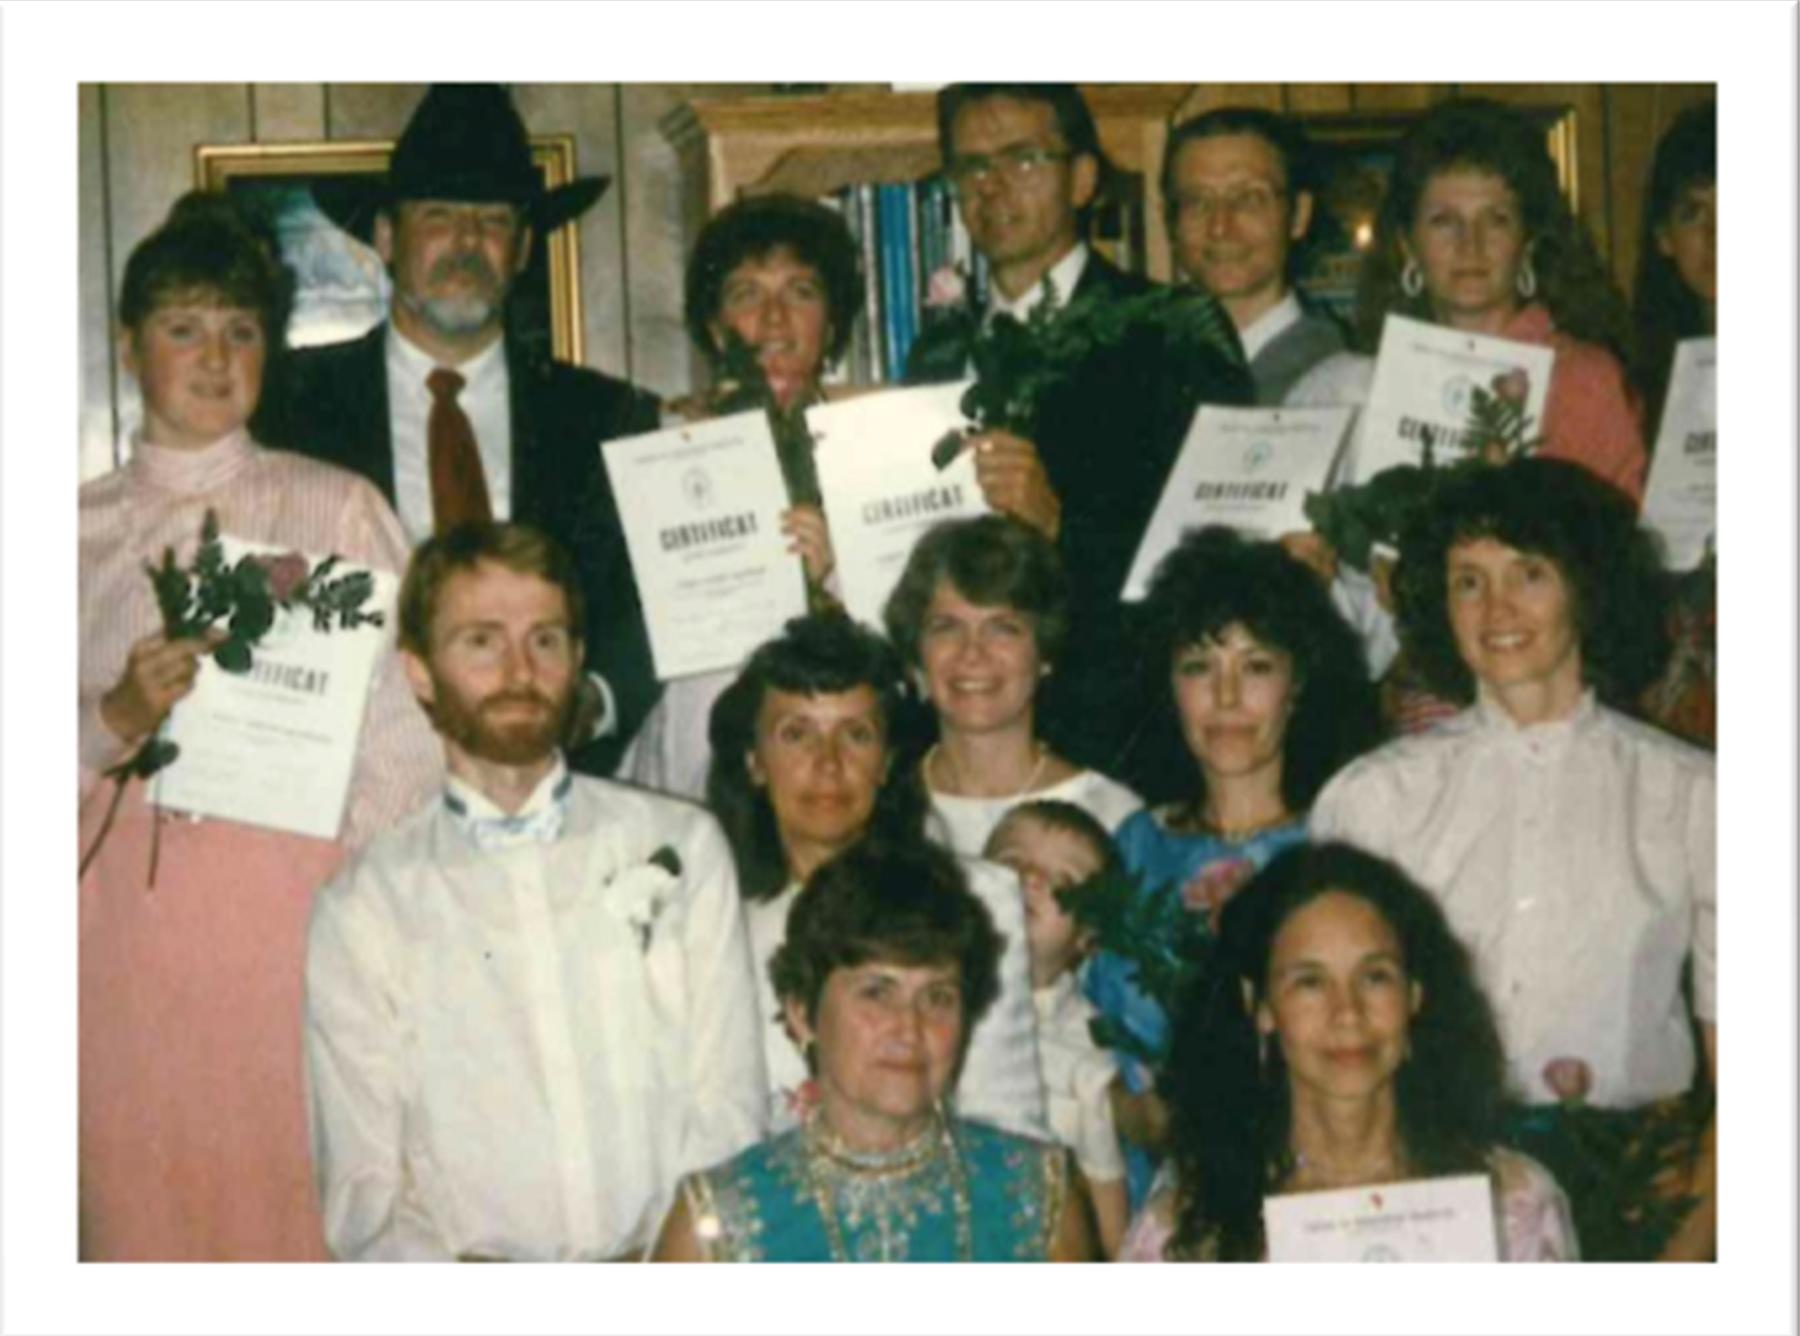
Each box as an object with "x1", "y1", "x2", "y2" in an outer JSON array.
[
  {"x1": 1180, "y1": 857, "x2": 1257, "y2": 933},
  {"x1": 1542, "y1": 1056, "x2": 1592, "y2": 1105},
  {"x1": 1491, "y1": 368, "x2": 1531, "y2": 406},
  {"x1": 260, "y1": 552, "x2": 311, "y2": 602}
]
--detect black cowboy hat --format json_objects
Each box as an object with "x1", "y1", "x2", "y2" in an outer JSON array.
[{"x1": 312, "y1": 83, "x2": 609, "y2": 242}]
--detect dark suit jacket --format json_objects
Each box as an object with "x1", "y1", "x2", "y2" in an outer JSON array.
[
  {"x1": 252, "y1": 324, "x2": 662, "y2": 775},
  {"x1": 905, "y1": 252, "x2": 1255, "y2": 779}
]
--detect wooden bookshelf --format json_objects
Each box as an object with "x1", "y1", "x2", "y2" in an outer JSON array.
[{"x1": 661, "y1": 85, "x2": 1195, "y2": 281}]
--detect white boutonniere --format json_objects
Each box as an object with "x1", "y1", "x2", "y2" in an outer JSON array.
[{"x1": 606, "y1": 845, "x2": 682, "y2": 951}]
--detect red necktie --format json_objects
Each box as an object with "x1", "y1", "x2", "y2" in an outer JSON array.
[{"x1": 427, "y1": 368, "x2": 493, "y2": 533}]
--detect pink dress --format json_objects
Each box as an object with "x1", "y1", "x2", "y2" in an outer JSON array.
[
  {"x1": 1117, "y1": 1148, "x2": 1579, "y2": 1262},
  {"x1": 78, "y1": 431, "x2": 441, "y2": 1260}
]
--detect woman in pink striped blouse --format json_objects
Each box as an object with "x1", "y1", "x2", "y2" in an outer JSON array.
[{"x1": 78, "y1": 194, "x2": 441, "y2": 1260}]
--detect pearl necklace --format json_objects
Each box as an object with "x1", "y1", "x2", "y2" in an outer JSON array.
[
  {"x1": 926, "y1": 740, "x2": 1049, "y2": 801},
  {"x1": 803, "y1": 1110, "x2": 974, "y2": 1263}
]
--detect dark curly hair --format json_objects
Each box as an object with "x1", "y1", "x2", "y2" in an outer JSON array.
[
  {"x1": 1631, "y1": 102, "x2": 1715, "y2": 435},
  {"x1": 769, "y1": 837, "x2": 1002, "y2": 1049},
  {"x1": 1393, "y1": 456, "x2": 1671, "y2": 706},
  {"x1": 1164, "y1": 841, "x2": 1508, "y2": 1260},
  {"x1": 934, "y1": 83, "x2": 1117, "y2": 230},
  {"x1": 882, "y1": 514, "x2": 1071, "y2": 671},
  {"x1": 1126, "y1": 526, "x2": 1381, "y2": 810},
  {"x1": 1352, "y1": 99, "x2": 1632, "y2": 361},
  {"x1": 119, "y1": 189, "x2": 294, "y2": 351},
  {"x1": 706, "y1": 613, "x2": 927, "y2": 902},
  {"x1": 684, "y1": 194, "x2": 864, "y2": 370}
]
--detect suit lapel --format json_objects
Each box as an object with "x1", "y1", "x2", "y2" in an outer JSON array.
[{"x1": 356, "y1": 326, "x2": 399, "y2": 503}]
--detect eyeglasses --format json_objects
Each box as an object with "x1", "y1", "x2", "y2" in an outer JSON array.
[
  {"x1": 1175, "y1": 184, "x2": 1287, "y2": 221},
  {"x1": 944, "y1": 145, "x2": 1072, "y2": 194}
]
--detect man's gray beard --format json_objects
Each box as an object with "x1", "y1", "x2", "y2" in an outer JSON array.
[{"x1": 400, "y1": 289, "x2": 503, "y2": 340}]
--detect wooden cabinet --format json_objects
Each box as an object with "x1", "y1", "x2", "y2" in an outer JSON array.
[{"x1": 661, "y1": 84, "x2": 1195, "y2": 281}]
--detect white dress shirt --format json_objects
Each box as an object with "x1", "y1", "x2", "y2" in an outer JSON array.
[
  {"x1": 304, "y1": 767, "x2": 768, "y2": 1261},
  {"x1": 987, "y1": 242, "x2": 1090, "y2": 326},
  {"x1": 745, "y1": 856, "x2": 1050, "y2": 1140},
  {"x1": 1034, "y1": 972, "x2": 1126, "y2": 1184},
  {"x1": 1310, "y1": 690, "x2": 1715, "y2": 1107},
  {"x1": 385, "y1": 327, "x2": 513, "y2": 543},
  {"x1": 1235, "y1": 289, "x2": 1304, "y2": 365}
]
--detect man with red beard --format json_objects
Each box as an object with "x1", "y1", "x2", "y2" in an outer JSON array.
[{"x1": 303, "y1": 523, "x2": 766, "y2": 1260}]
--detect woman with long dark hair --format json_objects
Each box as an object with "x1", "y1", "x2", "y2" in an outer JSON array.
[
  {"x1": 1631, "y1": 102, "x2": 1715, "y2": 435},
  {"x1": 1120, "y1": 841, "x2": 1575, "y2": 1261},
  {"x1": 1089, "y1": 527, "x2": 1379, "y2": 1206},
  {"x1": 1291, "y1": 98, "x2": 1646, "y2": 504}
]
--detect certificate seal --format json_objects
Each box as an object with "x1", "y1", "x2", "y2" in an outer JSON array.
[{"x1": 681, "y1": 464, "x2": 716, "y2": 512}]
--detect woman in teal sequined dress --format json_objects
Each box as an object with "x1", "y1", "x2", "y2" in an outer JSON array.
[{"x1": 652, "y1": 839, "x2": 1097, "y2": 1262}]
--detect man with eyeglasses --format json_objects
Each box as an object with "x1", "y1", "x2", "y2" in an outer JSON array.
[
  {"x1": 1163, "y1": 107, "x2": 1346, "y2": 405},
  {"x1": 907, "y1": 83, "x2": 1254, "y2": 777}
]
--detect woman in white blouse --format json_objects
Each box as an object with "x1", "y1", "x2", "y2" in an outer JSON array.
[
  {"x1": 881, "y1": 514, "x2": 1142, "y2": 858},
  {"x1": 706, "y1": 613, "x2": 1049, "y2": 1141},
  {"x1": 1310, "y1": 457, "x2": 1715, "y2": 1260}
]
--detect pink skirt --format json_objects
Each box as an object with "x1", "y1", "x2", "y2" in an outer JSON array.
[{"x1": 79, "y1": 779, "x2": 343, "y2": 1261}]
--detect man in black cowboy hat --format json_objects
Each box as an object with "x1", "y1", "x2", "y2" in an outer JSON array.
[{"x1": 255, "y1": 84, "x2": 659, "y2": 775}]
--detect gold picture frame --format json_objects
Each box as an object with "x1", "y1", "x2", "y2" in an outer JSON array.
[{"x1": 195, "y1": 135, "x2": 586, "y2": 363}]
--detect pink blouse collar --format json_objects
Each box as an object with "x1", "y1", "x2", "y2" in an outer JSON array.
[
  {"x1": 128, "y1": 427, "x2": 258, "y2": 496},
  {"x1": 1500, "y1": 303, "x2": 1555, "y2": 344}
]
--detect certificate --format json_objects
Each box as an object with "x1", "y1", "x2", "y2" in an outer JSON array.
[
  {"x1": 602, "y1": 411, "x2": 807, "y2": 680},
  {"x1": 1263, "y1": 1173, "x2": 1500, "y2": 1263},
  {"x1": 1350, "y1": 314, "x2": 1555, "y2": 483},
  {"x1": 155, "y1": 535, "x2": 395, "y2": 840},
  {"x1": 1640, "y1": 337, "x2": 1717, "y2": 571},
  {"x1": 1121, "y1": 405, "x2": 1354, "y2": 601},
  {"x1": 808, "y1": 381, "x2": 991, "y2": 628}
]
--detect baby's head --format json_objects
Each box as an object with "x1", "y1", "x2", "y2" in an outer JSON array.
[{"x1": 983, "y1": 801, "x2": 1119, "y2": 987}]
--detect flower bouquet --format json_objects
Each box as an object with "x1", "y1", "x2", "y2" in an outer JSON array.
[
  {"x1": 81, "y1": 509, "x2": 385, "y2": 876},
  {"x1": 1499, "y1": 1056, "x2": 1711, "y2": 1261},
  {"x1": 925, "y1": 274, "x2": 1244, "y2": 469},
  {"x1": 1303, "y1": 367, "x2": 1541, "y2": 573}
]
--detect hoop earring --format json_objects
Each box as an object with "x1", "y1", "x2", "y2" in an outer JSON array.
[
  {"x1": 1515, "y1": 253, "x2": 1538, "y2": 300},
  {"x1": 1400, "y1": 257, "x2": 1425, "y2": 299}
]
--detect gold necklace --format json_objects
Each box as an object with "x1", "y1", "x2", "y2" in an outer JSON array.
[
  {"x1": 926, "y1": 740, "x2": 1048, "y2": 801},
  {"x1": 803, "y1": 1110, "x2": 974, "y2": 1262},
  {"x1": 1181, "y1": 804, "x2": 1295, "y2": 842}
]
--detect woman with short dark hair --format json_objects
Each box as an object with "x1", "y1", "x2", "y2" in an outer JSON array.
[
  {"x1": 703, "y1": 614, "x2": 1047, "y2": 1143},
  {"x1": 653, "y1": 838, "x2": 1096, "y2": 1261},
  {"x1": 882, "y1": 515, "x2": 1141, "y2": 857},
  {"x1": 621, "y1": 194, "x2": 869, "y2": 799},
  {"x1": 1312, "y1": 457, "x2": 1715, "y2": 1261},
  {"x1": 1120, "y1": 841, "x2": 1576, "y2": 1261}
]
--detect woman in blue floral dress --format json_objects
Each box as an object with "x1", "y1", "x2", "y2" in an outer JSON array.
[{"x1": 1094, "y1": 527, "x2": 1381, "y2": 1203}]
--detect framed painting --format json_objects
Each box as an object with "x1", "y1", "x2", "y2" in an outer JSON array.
[
  {"x1": 194, "y1": 135, "x2": 587, "y2": 362},
  {"x1": 1292, "y1": 106, "x2": 1579, "y2": 325}
]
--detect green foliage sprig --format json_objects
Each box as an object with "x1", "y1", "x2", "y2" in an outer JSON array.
[
  {"x1": 929, "y1": 276, "x2": 1245, "y2": 467},
  {"x1": 1056, "y1": 862, "x2": 1215, "y2": 1071},
  {"x1": 114, "y1": 508, "x2": 383, "y2": 781},
  {"x1": 1304, "y1": 366, "x2": 1542, "y2": 572},
  {"x1": 1500, "y1": 1068, "x2": 1710, "y2": 1261},
  {"x1": 709, "y1": 330, "x2": 821, "y2": 507}
]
